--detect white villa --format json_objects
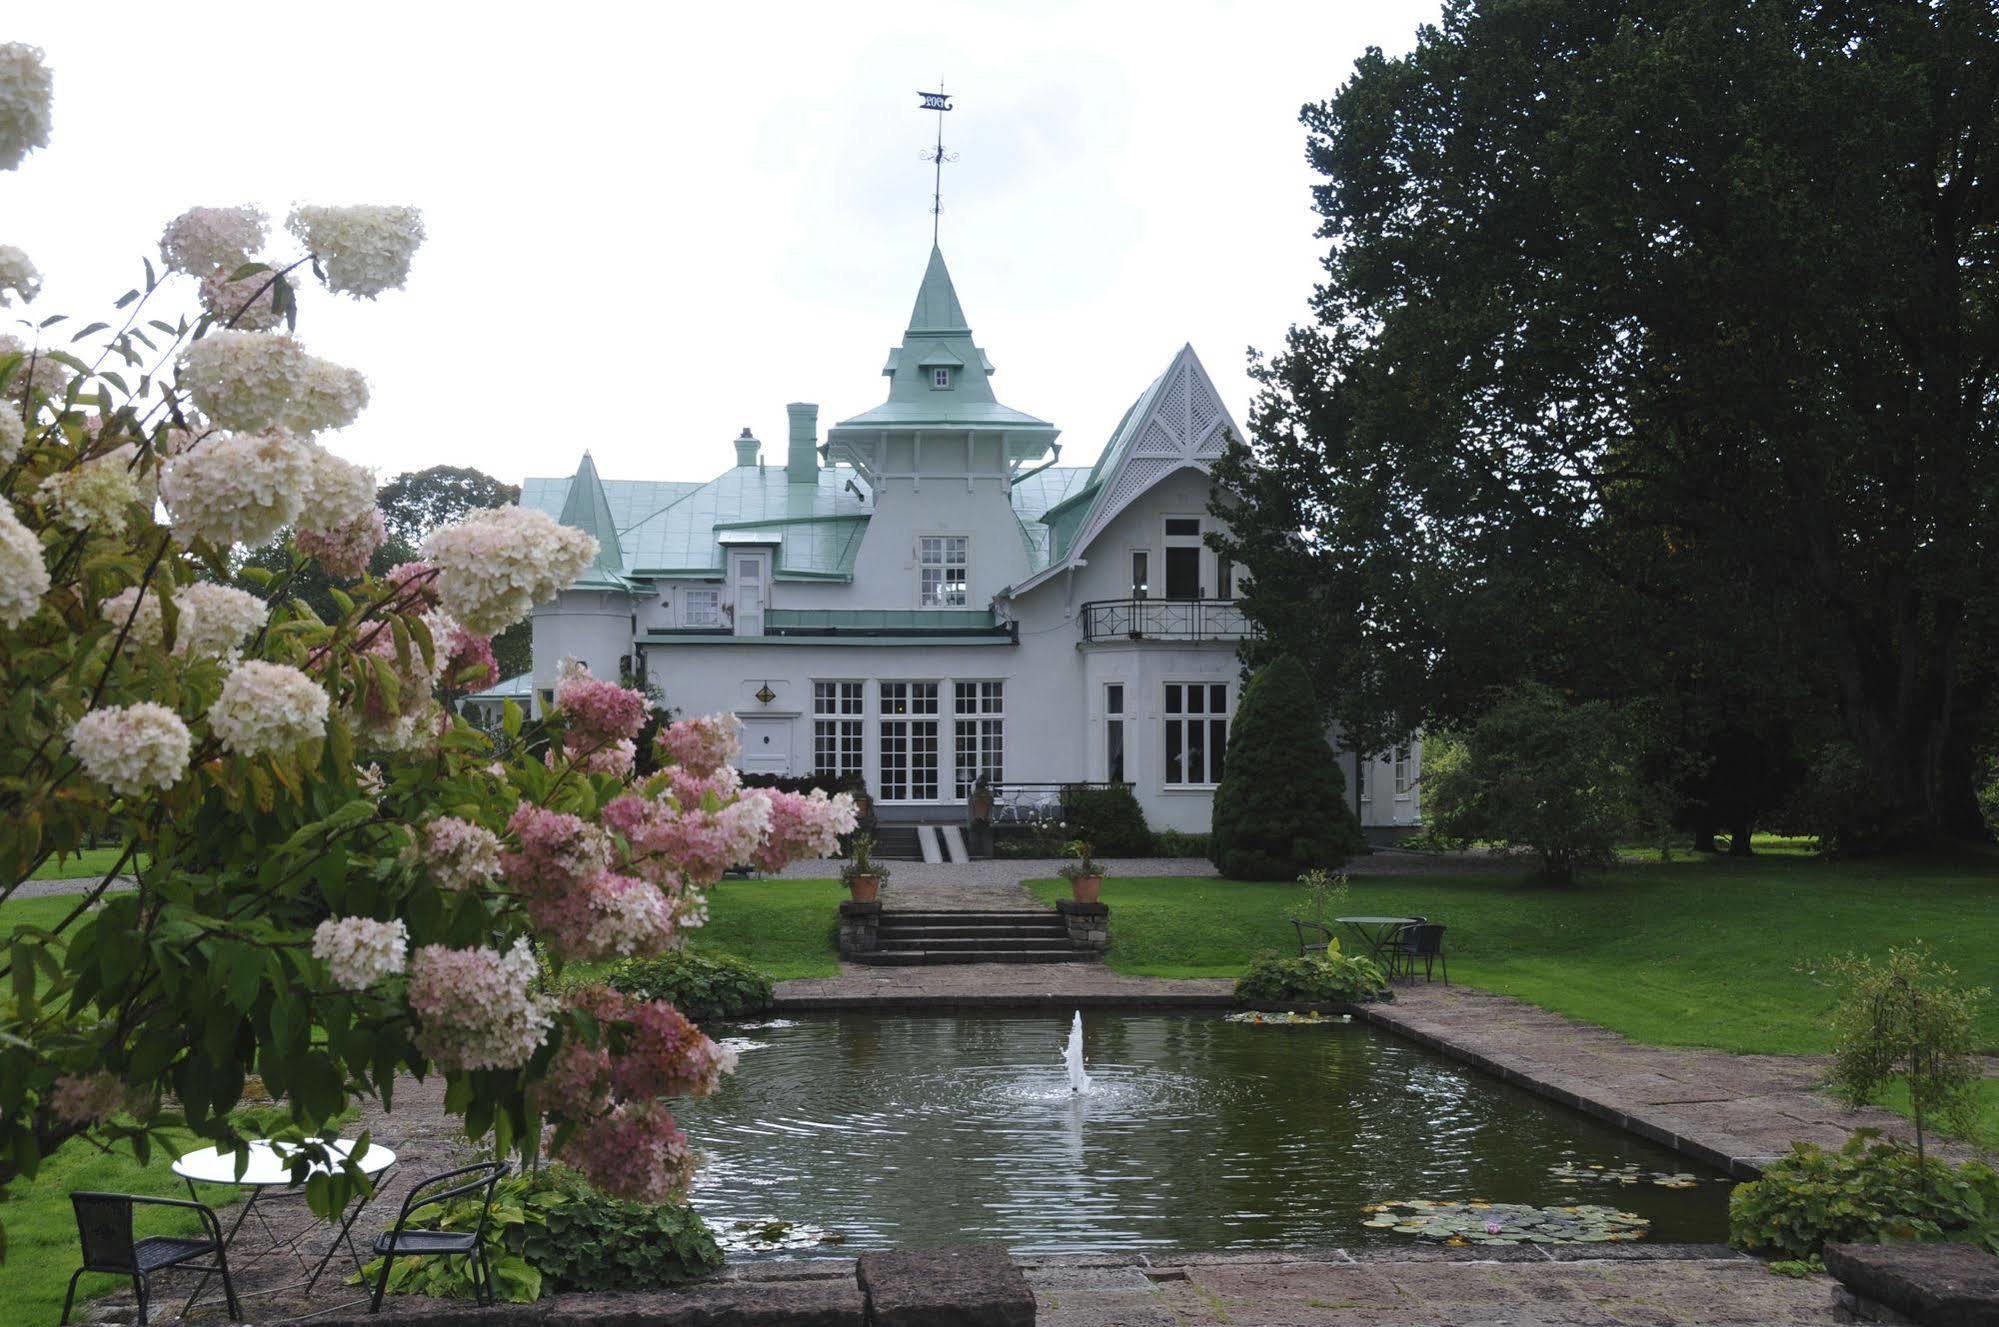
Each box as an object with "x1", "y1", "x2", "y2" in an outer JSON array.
[{"x1": 482, "y1": 245, "x2": 1420, "y2": 840}]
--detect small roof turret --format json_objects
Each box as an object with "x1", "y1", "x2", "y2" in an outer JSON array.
[{"x1": 556, "y1": 451, "x2": 628, "y2": 585}]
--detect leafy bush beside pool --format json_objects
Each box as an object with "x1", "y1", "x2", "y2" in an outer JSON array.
[
  {"x1": 1234, "y1": 951, "x2": 1390, "y2": 1007},
  {"x1": 608, "y1": 950, "x2": 775, "y2": 1023},
  {"x1": 1727, "y1": 1131, "x2": 1999, "y2": 1260}
]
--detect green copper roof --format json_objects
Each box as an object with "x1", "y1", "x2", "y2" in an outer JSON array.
[
  {"x1": 463, "y1": 670, "x2": 533, "y2": 701},
  {"x1": 558, "y1": 452, "x2": 624, "y2": 574},
  {"x1": 830, "y1": 246, "x2": 1058, "y2": 449},
  {"x1": 524, "y1": 462, "x2": 871, "y2": 582}
]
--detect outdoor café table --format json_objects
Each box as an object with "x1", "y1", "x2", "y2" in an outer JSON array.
[
  {"x1": 1334, "y1": 915, "x2": 1420, "y2": 965},
  {"x1": 171, "y1": 1137, "x2": 396, "y2": 1307}
]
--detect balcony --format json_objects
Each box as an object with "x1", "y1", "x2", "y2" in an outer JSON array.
[{"x1": 1079, "y1": 598, "x2": 1251, "y2": 643}]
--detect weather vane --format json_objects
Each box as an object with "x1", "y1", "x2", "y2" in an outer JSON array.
[{"x1": 917, "y1": 82, "x2": 956, "y2": 244}]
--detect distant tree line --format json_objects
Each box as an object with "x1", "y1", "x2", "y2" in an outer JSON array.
[{"x1": 1213, "y1": 0, "x2": 1999, "y2": 855}]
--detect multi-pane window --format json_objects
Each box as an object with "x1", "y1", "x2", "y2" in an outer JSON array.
[
  {"x1": 1131, "y1": 550, "x2": 1150, "y2": 600},
  {"x1": 878, "y1": 682, "x2": 940, "y2": 800},
  {"x1": 1393, "y1": 745, "x2": 1413, "y2": 797},
  {"x1": 1105, "y1": 683, "x2": 1126, "y2": 783},
  {"x1": 953, "y1": 681, "x2": 1004, "y2": 798},
  {"x1": 932, "y1": 367, "x2": 952, "y2": 389},
  {"x1": 682, "y1": 588, "x2": 721, "y2": 627},
  {"x1": 813, "y1": 682, "x2": 864, "y2": 781},
  {"x1": 1163, "y1": 682, "x2": 1229, "y2": 787},
  {"x1": 919, "y1": 537, "x2": 969, "y2": 607}
]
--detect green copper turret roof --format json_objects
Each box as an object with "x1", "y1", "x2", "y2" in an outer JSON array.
[
  {"x1": 831, "y1": 246, "x2": 1058, "y2": 455},
  {"x1": 906, "y1": 244, "x2": 970, "y2": 334},
  {"x1": 557, "y1": 452, "x2": 630, "y2": 588}
]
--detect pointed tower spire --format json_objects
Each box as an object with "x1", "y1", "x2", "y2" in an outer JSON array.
[
  {"x1": 906, "y1": 245, "x2": 970, "y2": 336},
  {"x1": 557, "y1": 451, "x2": 623, "y2": 574}
]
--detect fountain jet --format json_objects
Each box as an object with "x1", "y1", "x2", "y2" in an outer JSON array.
[{"x1": 1064, "y1": 1010, "x2": 1092, "y2": 1094}]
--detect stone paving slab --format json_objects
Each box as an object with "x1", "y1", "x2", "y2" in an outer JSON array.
[
  {"x1": 1360, "y1": 985, "x2": 1989, "y2": 1176},
  {"x1": 1028, "y1": 1252, "x2": 1835, "y2": 1326}
]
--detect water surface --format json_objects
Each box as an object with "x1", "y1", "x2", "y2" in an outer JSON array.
[{"x1": 681, "y1": 1012, "x2": 1731, "y2": 1254}]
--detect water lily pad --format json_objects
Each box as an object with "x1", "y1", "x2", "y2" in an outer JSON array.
[{"x1": 1362, "y1": 1199, "x2": 1650, "y2": 1245}]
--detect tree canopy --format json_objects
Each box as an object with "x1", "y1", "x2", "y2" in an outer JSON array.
[{"x1": 1214, "y1": 0, "x2": 1999, "y2": 850}]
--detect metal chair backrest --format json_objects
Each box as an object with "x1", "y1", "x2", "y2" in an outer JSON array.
[
  {"x1": 70, "y1": 1193, "x2": 137, "y2": 1273},
  {"x1": 390, "y1": 1162, "x2": 510, "y2": 1243},
  {"x1": 1409, "y1": 923, "x2": 1445, "y2": 956}
]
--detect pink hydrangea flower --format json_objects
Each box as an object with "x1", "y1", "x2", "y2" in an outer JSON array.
[
  {"x1": 296, "y1": 508, "x2": 386, "y2": 580},
  {"x1": 48, "y1": 1071, "x2": 132, "y2": 1127},
  {"x1": 655, "y1": 713, "x2": 741, "y2": 777},
  {"x1": 750, "y1": 788, "x2": 860, "y2": 871},
  {"x1": 422, "y1": 815, "x2": 502, "y2": 891},
  {"x1": 405, "y1": 938, "x2": 552, "y2": 1072},
  {"x1": 554, "y1": 665, "x2": 648, "y2": 744},
  {"x1": 555, "y1": 1100, "x2": 695, "y2": 1203},
  {"x1": 443, "y1": 621, "x2": 498, "y2": 691},
  {"x1": 380, "y1": 560, "x2": 441, "y2": 611}
]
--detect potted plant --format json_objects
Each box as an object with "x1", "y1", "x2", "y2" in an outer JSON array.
[
  {"x1": 842, "y1": 834, "x2": 889, "y2": 903},
  {"x1": 1059, "y1": 839, "x2": 1105, "y2": 903}
]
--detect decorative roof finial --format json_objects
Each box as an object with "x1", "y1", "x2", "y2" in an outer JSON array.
[{"x1": 917, "y1": 81, "x2": 956, "y2": 245}]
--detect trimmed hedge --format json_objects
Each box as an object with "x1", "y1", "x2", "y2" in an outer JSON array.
[
  {"x1": 1060, "y1": 782, "x2": 1152, "y2": 856},
  {"x1": 607, "y1": 950, "x2": 774, "y2": 1023},
  {"x1": 1210, "y1": 656, "x2": 1363, "y2": 879}
]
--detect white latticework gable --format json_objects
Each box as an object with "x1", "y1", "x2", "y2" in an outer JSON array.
[{"x1": 1065, "y1": 344, "x2": 1242, "y2": 561}]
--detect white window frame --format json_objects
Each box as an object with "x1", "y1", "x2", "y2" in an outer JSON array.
[
  {"x1": 1162, "y1": 515, "x2": 1206, "y2": 600},
  {"x1": 1393, "y1": 745, "x2": 1413, "y2": 798},
  {"x1": 1130, "y1": 549, "x2": 1151, "y2": 600},
  {"x1": 681, "y1": 587, "x2": 722, "y2": 628},
  {"x1": 878, "y1": 681, "x2": 941, "y2": 801},
  {"x1": 1104, "y1": 682, "x2": 1127, "y2": 784},
  {"x1": 1162, "y1": 681, "x2": 1230, "y2": 789},
  {"x1": 918, "y1": 535, "x2": 970, "y2": 609},
  {"x1": 952, "y1": 681, "x2": 1004, "y2": 799},
  {"x1": 931, "y1": 366, "x2": 952, "y2": 389},
  {"x1": 813, "y1": 681, "x2": 865, "y2": 781}
]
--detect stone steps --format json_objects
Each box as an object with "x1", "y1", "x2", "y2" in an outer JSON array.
[
  {"x1": 849, "y1": 907, "x2": 1102, "y2": 966},
  {"x1": 858, "y1": 948, "x2": 1100, "y2": 966}
]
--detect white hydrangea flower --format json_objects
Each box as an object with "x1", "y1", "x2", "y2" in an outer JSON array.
[
  {"x1": 287, "y1": 205, "x2": 425, "y2": 298},
  {"x1": 176, "y1": 582, "x2": 267, "y2": 659},
  {"x1": 0, "y1": 333, "x2": 67, "y2": 402},
  {"x1": 180, "y1": 331, "x2": 366, "y2": 435},
  {"x1": 0, "y1": 498, "x2": 48, "y2": 627},
  {"x1": 312, "y1": 916, "x2": 408, "y2": 991},
  {"x1": 159, "y1": 427, "x2": 314, "y2": 549},
  {"x1": 100, "y1": 585, "x2": 166, "y2": 649},
  {"x1": 69, "y1": 702, "x2": 191, "y2": 796},
  {"x1": 198, "y1": 267, "x2": 283, "y2": 331},
  {"x1": 0, "y1": 410, "x2": 23, "y2": 465},
  {"x1": 423, "y1": 505, "x2": 600, "y2": 635},
  {"x1": 0, "y1": 245, "x2": 38, "y2": 306},
  {"x1": 207, "y1": 659, "x2": 328, "y2": 757},
  {"x1": 303, "y1": 446, "x2": 376, "y2": 529},
  {"x1": 0, "y1": 44, "x2": 53, "y2": 173},
  {"x1": 159, "y1": 206, "x2": 266, "y2": 277},
  {"x1": 38, "y1": 445, "x2": 141, "y2": 534}
]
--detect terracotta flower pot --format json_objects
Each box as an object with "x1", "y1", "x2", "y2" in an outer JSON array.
[
  {"x1": 1070, "y1": 874, "x2": 1102, "y2": 904},
  {"x1": 847, "y1": 874, "x2": 880, "y2": 903}
]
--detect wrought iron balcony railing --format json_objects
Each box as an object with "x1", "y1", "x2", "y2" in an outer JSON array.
[{"x1": 1079, "y1": 598, "x2": 1251, "y2": 643}]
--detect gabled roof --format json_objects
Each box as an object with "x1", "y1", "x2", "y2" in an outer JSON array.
[
  {"x1": 1007, "y1": 343, "x2": 1241, "y2": 597},
  {"x1": 525, "y1": 461, "x2": 871, "y2": 582}
]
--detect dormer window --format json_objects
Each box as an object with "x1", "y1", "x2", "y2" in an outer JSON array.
[{"x1": 931, "y1": 366, "x2": 952, "y2": 390}]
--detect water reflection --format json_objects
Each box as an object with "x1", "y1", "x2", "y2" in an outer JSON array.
[{"x1": 679, "y1": 1012, "x2": 1731, "y2": 1254}]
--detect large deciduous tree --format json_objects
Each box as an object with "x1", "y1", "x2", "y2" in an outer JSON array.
[{"x1": 1215, "y1": 0, "x2": 1999, "y2": 850}]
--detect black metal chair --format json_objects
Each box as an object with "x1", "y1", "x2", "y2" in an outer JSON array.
[
  {"x1": 1391, "y1": 923, "x2": 1448, "y2": 983},
  {"x1": 368, "y1": 1161, "x2": 509, "y2": 1313},
  {"x1": 62, "y1": 1192, "x2": 239, "y2": 1327},
  {"x1": 1290, "y1": 918, "x2": 1336, "y2": 957}
]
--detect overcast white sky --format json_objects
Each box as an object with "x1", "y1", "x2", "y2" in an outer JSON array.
[{"x1": 6, "y1": 0, "x2": 1440, "y2": 489}]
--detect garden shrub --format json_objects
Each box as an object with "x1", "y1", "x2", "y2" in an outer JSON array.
[
  {"x1": 1774, "y1": 740, "x2": 1899, "y2": 855},
  {"x1": 1151, "y1": 827, "x2": 1213, "y2": 858},
  {"x1": 369, "y1": 1165, "x2": 722, "y2": 1302},
  {"x1": 607, "y1": 950, "x2": 774, "y2": 1023},
  {"x1": 1060, "y1": 782, "x2": 1152, "y2": 856},
  {"x1": 1728, "y1": 1131, "x2": 1999, "y2": 1260},
  {"x1": 1234, "y1": 951, "x2": 1388, "y2": 1007},
  {"x1": 1422, "y1": 682, "x2": 1641, "y2": 883},
  {"x1": 1209, "y1": 656, "x2": 1363, "y2": 880}
]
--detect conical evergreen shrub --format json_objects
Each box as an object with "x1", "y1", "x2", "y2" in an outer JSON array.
[{"x1": 1209, "y1": 655, "x2": 1364, "y2": 880}]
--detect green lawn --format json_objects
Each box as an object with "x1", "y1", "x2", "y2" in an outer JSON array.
[
  {"x1": 26, "y1": 844, "x2": 143, "y2": 881},
  {"x1": 685, "y1": 877, "x2": 843, "y2": 979},
  {"x1": 1027, "y1": 851, "x2": 1999, "y2": 1058}
]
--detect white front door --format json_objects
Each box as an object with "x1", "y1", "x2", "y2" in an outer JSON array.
[
  {"x1": 739, "y1": 717, "x2": 793, "y2": 775},
  {"x1": 733, "y1": 554, "x2": 766, "y2": 636}
]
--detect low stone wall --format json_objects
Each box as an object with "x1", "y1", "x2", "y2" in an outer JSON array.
[
  {"x1": 836, "y1": 899, "x2": 880, "y2": 957},
  {"x1": 1053, "y1": 898, "x2": 1109, "y2": 952},
  {"x1": 1825, "y1": 1241, "x2": 1999, "y2": 1325}
]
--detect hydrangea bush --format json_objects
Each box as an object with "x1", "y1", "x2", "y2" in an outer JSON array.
[{"x1": 0, "y1": 40, "x2": 856, "y2": 1248}]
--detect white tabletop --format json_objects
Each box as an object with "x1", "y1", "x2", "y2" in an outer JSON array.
[{"x1": 172, "y1": 1138, "x2": 397, "y2": 1187}]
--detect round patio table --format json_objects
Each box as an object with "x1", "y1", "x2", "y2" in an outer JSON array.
[
  {"x1": 172, "y1": 1137, "x2": 396, "y2": 1310},
  {"x1": 1333, "y1": 915, "x2": 1420, "y2": 965}
]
